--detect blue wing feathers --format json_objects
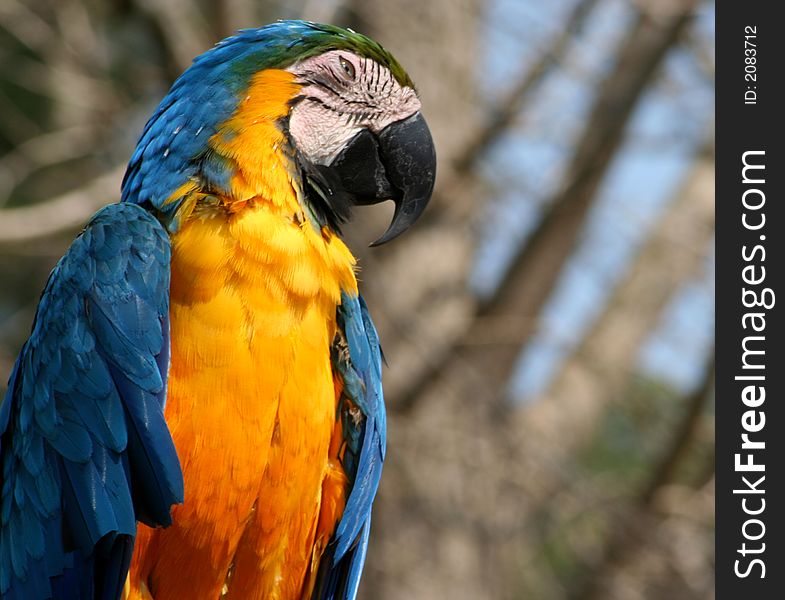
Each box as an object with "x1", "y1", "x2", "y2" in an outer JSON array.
[
  {"x1": 343, "y1": 518, "x2": 371, "y2": 600},
  {"x1": 316, "y1": 292, "x2": 385, "y2": 600},
  {"x1": 106, "y1": 362, "x2": 181, "y2": 527},
  {"x1": 334, "y1": 294, "x2": 385, "y2": 560},
  {"x1": 0, "y1": 202, "x2": 182, "y2": 599},
  {"x1": 2, "y1": 200, "x2": 385, "y2": 599}
]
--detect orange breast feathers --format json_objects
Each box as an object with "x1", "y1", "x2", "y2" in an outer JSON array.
[{"x1": 124, "y1": 69, "x2": 360, "y2": 600}]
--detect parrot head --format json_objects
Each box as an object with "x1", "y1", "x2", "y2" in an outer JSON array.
[{"x1": 122, "y1": 20, "x2": 436, "y2": 245}]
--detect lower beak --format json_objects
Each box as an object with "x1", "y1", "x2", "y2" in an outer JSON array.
[{"x1": 329, "y1": 112, "x2": 436, "y2": 246}]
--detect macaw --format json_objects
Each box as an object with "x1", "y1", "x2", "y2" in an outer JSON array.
[{"x1": 0, "y1": 21, "x2": 435, "y2": 600}]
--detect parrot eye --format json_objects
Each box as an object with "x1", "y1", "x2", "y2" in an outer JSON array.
[{"x1": 339, "y1": 56, "x2": 356, "y2": 80}]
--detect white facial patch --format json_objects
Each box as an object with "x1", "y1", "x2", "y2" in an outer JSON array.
[{"x1": 286, "y1": 50, "x2": 421, "y2": 165}]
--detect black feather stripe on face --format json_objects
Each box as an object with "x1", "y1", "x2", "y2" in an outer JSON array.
[{"x1": 299, "y1": 155, "x2": 354, "y2": 232}]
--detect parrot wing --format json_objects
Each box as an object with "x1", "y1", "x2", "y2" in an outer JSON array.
[
  {"x1": 0, "y1": 202, "x2": 183, "y2": 600},
  {"x1": 314, "y1": 293, "x2": 386, "y2": 600}
]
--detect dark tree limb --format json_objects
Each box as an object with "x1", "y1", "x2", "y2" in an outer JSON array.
[
  {"x1": 393, "y1": 0, "x2": 698, "y2": 413},
  {"x1": 0, "y1": 167, "x2": 125, "y2": 243},
  {"x1": 419, "y1": 0, "x2": 601, "y2": 228},
  {"x1": 452, "y1": 0, "x2": 600, "y2": 178}
]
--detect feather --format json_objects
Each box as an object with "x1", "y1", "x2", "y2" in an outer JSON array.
[
  {"x1": 0, "y1": 202, "x2": 182, "y2": 599},
  {"x1": 314, "y1": 292, "x2": 385, "y2": 600}
]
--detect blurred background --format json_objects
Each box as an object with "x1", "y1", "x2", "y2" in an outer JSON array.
[{"x1": 0, "y1": 0, "x2": 714, "y2": 598}]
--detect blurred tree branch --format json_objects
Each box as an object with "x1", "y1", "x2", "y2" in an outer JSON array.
[
  {"x1": 373, "y1": 0, "x2": 601, "y2": 412},
  {"x1": 509, "y1": 140, "x2": 714, "y2": 595},
  {"x1": 569, "y1": 351, "x2": 715, "y2": 600},
  {"x1": 0, "y1": 126, "x2": 94, "y2": 205},
  {"x1": 209, "y1": 0, "x2": 260, "y2": 40},
  {"x1": 393, "y1": 0, "x2": 699, "y2": 413},
  {"x1": 451, "y1": 0, "x2": 599, "y2": 179},
  {"x1": 0, "y1": 167, "x2": 124, "y2": 243},
  {"x1": 686, "y1": 26, "x2": 715, "y2": 82},
  {"x1": 471, "y1": 0, "x2": 698, "y2": 366},
  {"x1": 640, "y1": 359, "x2": 714, "y2": 506},
  {"x1": 413, "y1": 0, "x2": 604, "y2": 227},
  {"x1": 301, "y1": 0, "x2": 345, "y2": 25},
  {"x1": 130, "y1": 0, "x2": 213, "y2": 73},
  {"x1": 521, "y1": 139, "x2": 714, "y2": 456}
]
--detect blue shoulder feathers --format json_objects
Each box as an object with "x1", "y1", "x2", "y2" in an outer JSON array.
[{"x1": 0, "y1": 203, "x2": 182, "y2": 600}]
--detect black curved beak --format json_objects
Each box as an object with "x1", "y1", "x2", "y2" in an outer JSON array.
[{"x1": 328, "y1": 112, "x2": 436, "y2": 246}]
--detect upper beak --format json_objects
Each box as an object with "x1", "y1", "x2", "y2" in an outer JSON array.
[{"x1": 329, "y1": 112, "x2": 436, "y2": 246}]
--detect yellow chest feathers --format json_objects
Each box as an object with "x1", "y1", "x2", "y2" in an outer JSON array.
[
  {"x1": 168, "y1": 206, "x2": 358, "y2": 354},
  {"x1": 165, "y1": 67, "x2": 357, "y2": 364}
]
